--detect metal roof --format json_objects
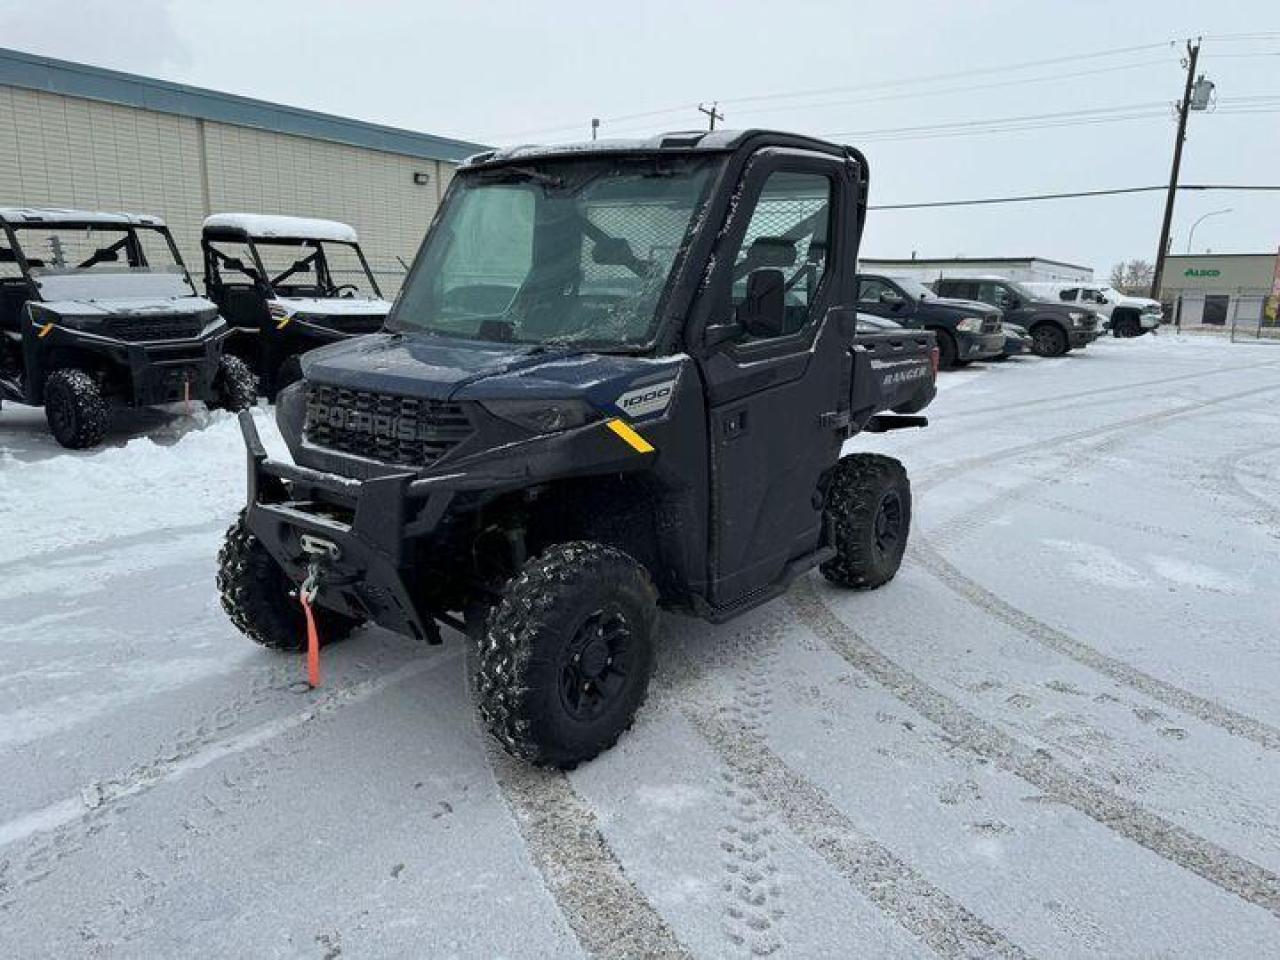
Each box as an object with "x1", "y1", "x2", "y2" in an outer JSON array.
[
  {"x1": 0, "y1": 46, "x2": 488, "y2": 164},
  {"x1": 0, "y1": 206, "x2": 166, "y2": 227},
  {"x1": 463, "y1": 129, "x2": 850, "y2": 168},
  {"x1": 203, "y1": 213, "x2": 358, "y2": 243}
]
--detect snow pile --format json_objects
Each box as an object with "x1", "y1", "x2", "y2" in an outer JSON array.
[{"x1": 0, "y1": 408, "x2": 286, "y2": 560}]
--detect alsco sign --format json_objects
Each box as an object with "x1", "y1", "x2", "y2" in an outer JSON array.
[{"x1": 1184, "y1": 268, "x2": 1221, "y2": 278}]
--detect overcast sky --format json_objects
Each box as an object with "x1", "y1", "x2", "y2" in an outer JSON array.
[{"x1": 2, "y1": 0, "x2": 1277, "y2": 276}]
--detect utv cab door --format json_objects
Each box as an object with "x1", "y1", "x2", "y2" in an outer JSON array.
[{"x1": 695, "y1": 150, "x2": 859, "y2": 610}]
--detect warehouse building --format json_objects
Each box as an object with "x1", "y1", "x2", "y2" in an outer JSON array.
[
  {"x1": 0, "y1": 47, "x2": 486, "y2": 294},
  {"x1": 1160, "y1": 252, "x2": 1280, "y2": 331},
  {"x1": 859, "y1": 255, "x2": 1093, "y2": 284}
]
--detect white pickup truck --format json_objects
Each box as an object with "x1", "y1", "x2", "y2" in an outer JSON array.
[{"x1": 1025, "y1": 283, "x2": 1162, "y2": 338}]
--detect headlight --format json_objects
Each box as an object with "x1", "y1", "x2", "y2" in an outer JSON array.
[
  {"x1": 480, "y1": 397, "x2": 597, "y2": 434},
  {"x1": 955, "y1": 316, "x2": 983, "y2": 333}
]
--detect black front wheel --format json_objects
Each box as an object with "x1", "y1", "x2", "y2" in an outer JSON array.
[
  {"x1": 216, "y1": 513, "x2": 362, "y2": 651},
  {"x1": 44, "y1": 368, "x2": 109, "y2": 449},
  {"x1": 820, "y1": 453, "x2": 912, "y2": 590},
  {"x1": 934, "y1": 330, "x2": 959, "y2": 369},
  {"x1": 208, "y1": 354, "x2": 258, "y2": 411},
  {"x1": 1031, "y1": 323, "x2": 1068, "y2": 357},
  {"x1": 473, "y1": 542, "x2": 658, "y2": 768}
]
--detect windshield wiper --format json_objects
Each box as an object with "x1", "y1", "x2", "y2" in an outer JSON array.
[{"x1": 486, "y1": 166, "x2": 564, "y2": 189}]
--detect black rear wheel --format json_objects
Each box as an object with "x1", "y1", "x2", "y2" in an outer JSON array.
[
  {"x1": 473, "y1": 541, "x2": 658, "y2": 768},
  {"x1": 44, "y1": 368, "x2": 109, "y2": 449},
  {"x1": 820, "y1": 453, "x2": 912, "y2": 590}
]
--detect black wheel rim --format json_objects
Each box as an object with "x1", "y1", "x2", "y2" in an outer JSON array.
[
  {"x1": 558, "y1": 609, "x2": 632, "y2": 722},
  {"x1": 48, "y1": 390, "x2": 74, "y2": 439},
  {"x1": 873, "y1": 490, "x2": 905, "y2": 559},
  {"x1": 1033, "y1": 328, "x2": 1056, "y2": 354}
]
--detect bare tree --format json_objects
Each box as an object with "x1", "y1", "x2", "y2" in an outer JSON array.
[{"x1": 1109, "y1": 259, "x2": 1155, "y2": 296}]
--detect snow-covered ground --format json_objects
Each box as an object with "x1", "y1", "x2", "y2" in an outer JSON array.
[{"x1": 2, "y1": 334, "x2": 1279, "y2": 958}]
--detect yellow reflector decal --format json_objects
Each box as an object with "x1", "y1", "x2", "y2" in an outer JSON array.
[
  {"x1": 37, "y1": 322, "x2": 54, "y2": 338},
  {"x1": 276, "y1": 316, "x2": 292, "y2": 330},
  {"x1": 606, "y1": 418, "x2": 655, "y2": 454}
]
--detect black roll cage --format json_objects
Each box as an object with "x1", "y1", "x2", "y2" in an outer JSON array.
[
  {"x1": 0, "y1": 219, "x2": 197, "y2": 299},
  {"x1": 204, "y1": 232, "x2": 383, "y2": 301}
]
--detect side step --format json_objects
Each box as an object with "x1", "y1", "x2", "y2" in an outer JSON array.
[{"x1": 705, "y1": 547, "x2": 835, "y2": 624}]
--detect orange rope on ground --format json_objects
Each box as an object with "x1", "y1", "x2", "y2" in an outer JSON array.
[{"x1": 300, "y1": 593, "x2": 321, "y2": 688}]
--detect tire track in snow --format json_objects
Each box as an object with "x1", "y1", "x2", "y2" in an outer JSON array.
[
  {"x1": 487, "y1": 749, "x2": 693, "y2": 960},
  {"x1": 0, "y1": 646, "x2": 453, "y2": 905},
  {"x1": 789, "y1": 579, "x2": 1280, "y2": 917},
  {"x1": 915, "y1": 380, "x2": 1280, "y2": 496},
  {"x1": 910, "y1": 540, "x2": 1280, "y2": 753},
  {"x1": 937, "y1": 356, "x2": 1280, "y2": 423},
  {"x1": 663, "y1": 620, "x2": 1033, "y2": 960},
  {"x1": 1214, "y1": 442, "x2": 1280, "y2": 533},
  {"x1": 0, "y1": 518, "x2": 226, "y2": 576}
]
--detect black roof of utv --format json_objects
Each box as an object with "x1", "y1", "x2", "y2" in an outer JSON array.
[{"x1": 462, "y1": 128, "x2": 861, "y2": 170}]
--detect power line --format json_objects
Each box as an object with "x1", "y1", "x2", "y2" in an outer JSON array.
[
  {"x1": 486, "y1": 38, "x2": 1181, "y2": 141},
  {"x1": 869, "y1": 184, "x2": 1280, "y2": 212}
]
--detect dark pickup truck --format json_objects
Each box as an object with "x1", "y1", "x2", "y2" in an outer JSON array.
[
  {"x1": 855, "y1": 273, "x2": 1004, "y2": 369},
  {"x1": 932, "y1": 276, "x2": 1101, "y2": 357},
  {"x1": 218, "y1": 129, "x2": 938, "y2": 769}
]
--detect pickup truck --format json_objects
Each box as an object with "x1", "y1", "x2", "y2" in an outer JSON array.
[
  {"x1": 855, "y1": 273, "x2": 1004, "y2": 368},
  {"x1": 932, "y1": 276, "x2": 1102, "y2": 357},
  {"x1": 1026, "y1": 283, "x2": 1162, "y2": 338},
  {"x1": 217, "y1": 129, "x2": 938, "y2": 769}
]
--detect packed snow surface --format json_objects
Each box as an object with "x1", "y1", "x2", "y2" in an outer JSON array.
[{"x1": 1, "y1": 334, "x2": 1279, "y2": 957}]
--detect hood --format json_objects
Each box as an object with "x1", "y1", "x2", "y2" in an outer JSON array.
[
  {"x1": 273, "y1": 296, "x2": 392, "y2": 316},
  {"x1": 921, "y1": 296, "x2": 999, "y2": 315},
  {"x1": 31, "y1": 295, "x2": 220, "y2": 322},
  {"x1": 301, "y1": 332, "x2": 682, "y2": 408}
]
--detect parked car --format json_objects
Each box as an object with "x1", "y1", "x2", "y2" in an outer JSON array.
[
  {"x1": 218, "y1": 129, "x2": 939, "y2": 769},
  {"x1": 999, "y1": 322, "x2": 1032, "y2": 358},
  {"x1": 931, "y1": 276, "x2": 1101, "y2": 357},
  {"x1": 0, "y1": 207, "x2": 254, "y2": 448},
  {"x1": 1025, "y1": 282, "x2": 1162, "y2": 338},
  {"x1": 201, "y1": 214, "x2": 392, "y2": 397},
  {"x1": 855, "y1": 273, "x2": 1004, "y2": 368}
]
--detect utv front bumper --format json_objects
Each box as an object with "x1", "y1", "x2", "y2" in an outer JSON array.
[{"x1": 238, "y1": 410, "x2": 461, "y2": 644}]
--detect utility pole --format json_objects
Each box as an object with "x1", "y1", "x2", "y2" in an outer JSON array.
[
  {"x1": 1150, "y1": 37, "x2": 1201, "y2": 301},
  {"x1": 698, "y1": 102, "x2": 724, "y2": 131}
]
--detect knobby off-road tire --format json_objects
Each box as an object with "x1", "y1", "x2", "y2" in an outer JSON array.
[
  {"x1": 820, "y1": 453, "x2": 912, "y2": 590},
  {"x1": 216, "y1": 512, "x2": 361, "y2": 651},
  {"x1": 209, "y1": 354, "x2": 257, "y2": 411},
  {"x1": 44, "y1": 368, "x2": 109, "y2": 449},
  {"x1": 1031, "y1": 322, "x2": 1068, "y2": 357},
  {"x1": 473, "y1": 541, "x2": 659, "y2": 769}
]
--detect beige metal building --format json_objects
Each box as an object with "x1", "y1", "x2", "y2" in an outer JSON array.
[
  {"x1": 1160, "y1": 252, "x2": 1280, "y2": 331},
  {"x1": 859, "y1": 256, "x2": 1093, "y2": 284},
  {"x1": 0, "y1": 47, "x2": 486, "y2": 294}
]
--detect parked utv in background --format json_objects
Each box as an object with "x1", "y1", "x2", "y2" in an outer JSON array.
[
  {"x1": 0, "y1": 208, "x2": 254, "y2": 449},
  {"x1": 1025, "y1": 282, "x2": 1162, "y2": 338},
  {"x1": 202, "y1": 214, "x2": 392, "y2": 397},
  {"x1": 931, "y1": 276, "x2": 1101, "y2": 357},
  {"x1": 855, "y1": 273, "x2": 1004, "y2": 368},
  {"x1": 217, "y1": 129, "x2": 938, "y2": 769}
]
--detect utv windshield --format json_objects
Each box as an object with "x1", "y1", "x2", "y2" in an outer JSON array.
[
  {"x1": 12, "y1": 223, "x2": 197, "y2": 301},
  {"x1": 206, "y1": 237, "x2": 383, "y2": 300},
  {"x1": 391, "y1": 156, "x2": 722, "y2": 349}
]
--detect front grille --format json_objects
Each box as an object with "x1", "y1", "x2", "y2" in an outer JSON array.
[
  {"x1": 981, "y1": 313, "x2": 1001, "y2": 334},
  {"x1": 303, "y1": 384, "x2": 473, "y2": 467},
  {"x1": 102, "y1": 315, "x2": 204, "y2": 342},
  {"x1": 313, "y1": 314, "x2": 385, "y2": 334}
]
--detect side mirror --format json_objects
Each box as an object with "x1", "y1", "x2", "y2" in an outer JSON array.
[{"x1": 738, "y1": 268, "x2": 786, "y2": 339}]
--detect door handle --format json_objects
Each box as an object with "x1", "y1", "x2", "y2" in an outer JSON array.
[{"x1": 722, "y1": 409, "x2": 748, "y2": 439}]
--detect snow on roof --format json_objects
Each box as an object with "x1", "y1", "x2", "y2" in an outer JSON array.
[
  {"x1": 202, "y1": 213, "x2": 358, "y2": 243},
  {"x1": 0, "y1": 207, "x2": 166, "y2": 227}
]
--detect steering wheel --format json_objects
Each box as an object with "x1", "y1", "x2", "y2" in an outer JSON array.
[{"x1": 333, "y1": 284, "x2": 360, "y2": 298}]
